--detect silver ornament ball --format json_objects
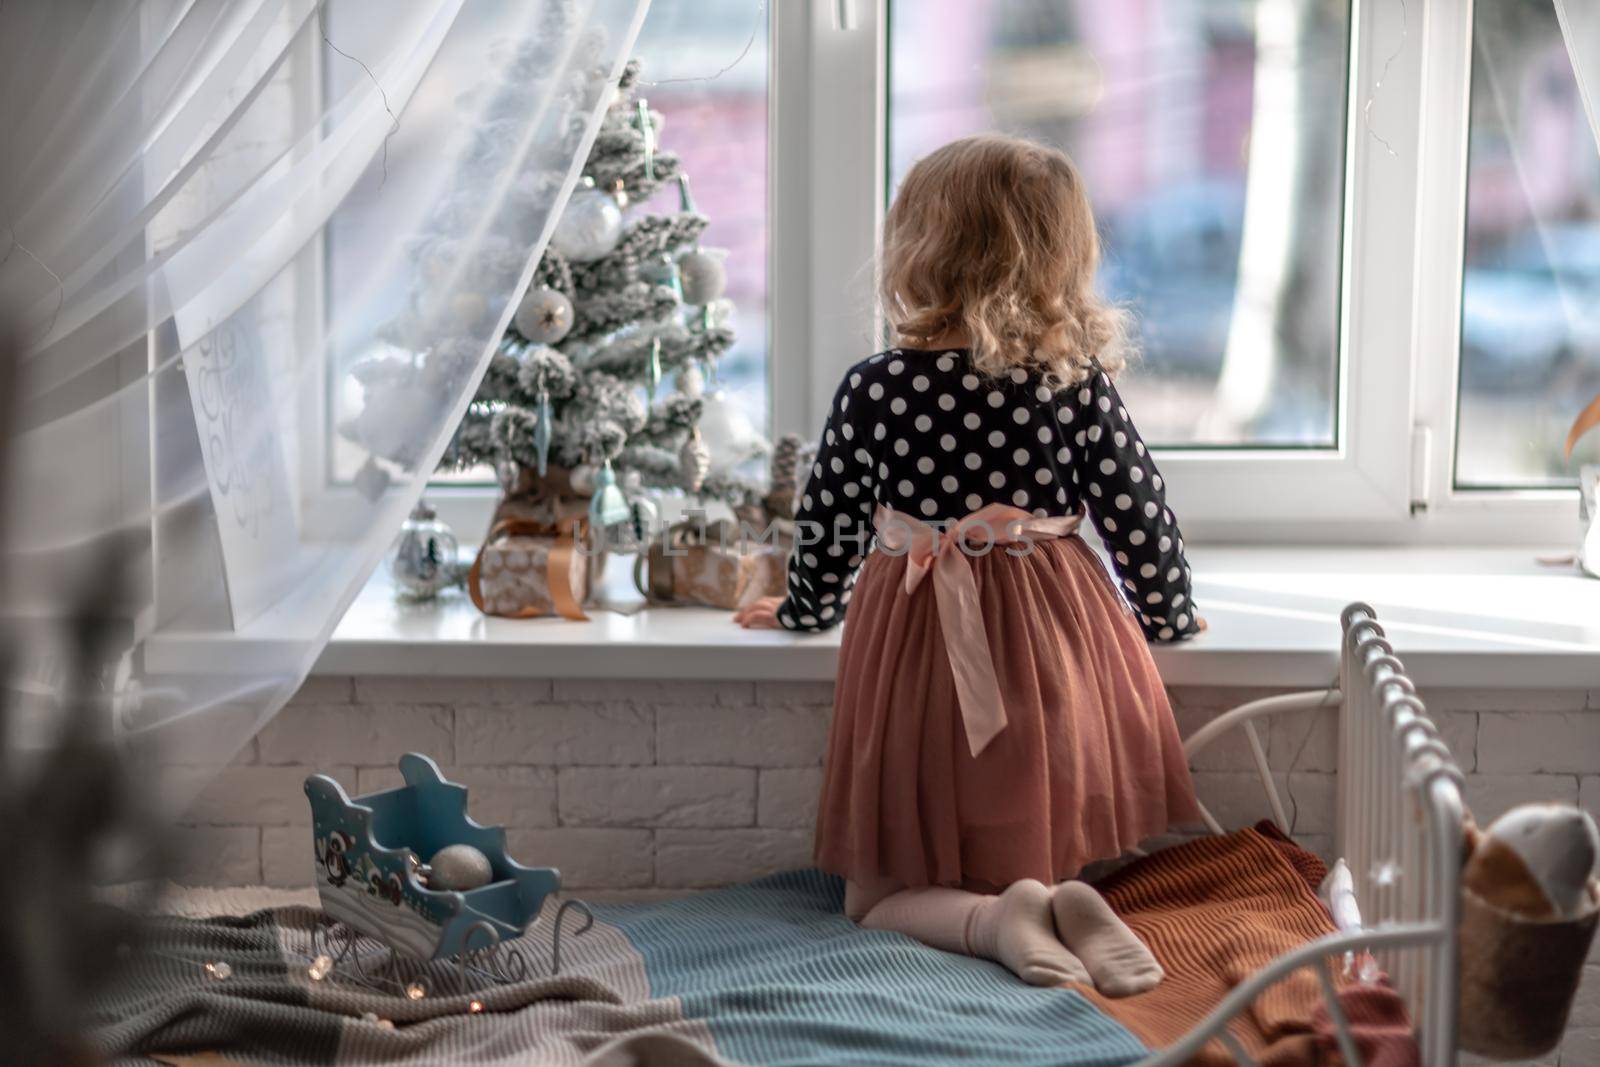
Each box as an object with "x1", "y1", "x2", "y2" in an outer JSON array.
[
  {"x1": 677, "y1": 250, "x2": 727, "y2": 306},
  {"x1": 426, "y1": 843, "x2": 494, "y2": 892},
  {"x1": 514, "y1": 286, "x2": 574, "y2": 345},
  {"x1": 550, "y1": 186, "x2": 623, "y2": 262},
  {"x1": 391, "y1": 500, "x2": 460, "y2": 601}
]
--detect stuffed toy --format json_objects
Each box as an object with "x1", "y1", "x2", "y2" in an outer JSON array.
[
  {"x1": 1462, "y1": 803, "x2": 1599, "y2": 919},
  {"x1": 1458, "y1": 802, "x2": 1599, "y2": 1059}
]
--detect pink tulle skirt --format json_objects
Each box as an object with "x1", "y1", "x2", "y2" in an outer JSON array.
[{"x1": 814, "y1": 535, "x2": 1201, "y2": 895}]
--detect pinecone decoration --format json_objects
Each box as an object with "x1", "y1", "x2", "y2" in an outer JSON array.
[
  {"x1": 763, "y1": 433, "x2": 804, "y2": 519},
  {"x1": 680, "y1": 428, "x2": 710, "y2": 493}
]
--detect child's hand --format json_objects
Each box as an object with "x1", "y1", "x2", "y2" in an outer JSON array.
[
  {"x1": 733, "y1": 596, "x2": 785, "y2": 629},
  {"x1": 1196, "y1": 617, "x2": 1208, "y2": 633}
]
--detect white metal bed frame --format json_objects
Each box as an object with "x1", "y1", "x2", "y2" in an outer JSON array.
[{"x1": 1134, "y1": 603, "x2": 1465, "y2": 1067}]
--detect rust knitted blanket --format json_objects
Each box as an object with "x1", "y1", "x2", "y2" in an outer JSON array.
[{"x1": 1085, "y1": 825, "x2": 1416, "y2": 1066}]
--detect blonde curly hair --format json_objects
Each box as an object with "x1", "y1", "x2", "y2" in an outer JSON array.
[{"x1": 879, "y1": 134, "x2": 1131, "y2": 386}]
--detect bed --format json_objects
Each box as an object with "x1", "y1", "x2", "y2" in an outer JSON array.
[{"x1": 94, "y1": 604, "x2": 1464, "y2": 1066}]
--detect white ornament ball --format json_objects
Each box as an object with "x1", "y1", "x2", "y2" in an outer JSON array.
[
  {"x1": 568, "y1": 463, "x2": 598, "y2": 495},
  {"x1": 676, "y1": 362, "x2": 706, "y2": 398},
  {"x1": 449, "y1": 291, "x2": 487, "y2": 330},
  {"x1": 678, "y1": 250, "x2": 728, "y2": 306},
  {"x1": 427, "y1": 844, "x2": 494, "y2": 892},
  {"x1": 697, "y1": 389, "x2": 763, "y2": 473},
  {"x1": 514, "y1": 286, "x2": 574, "y2": 345},
  {"x1": 550, "y1": 187, "x2": 623, "y2": 262}
]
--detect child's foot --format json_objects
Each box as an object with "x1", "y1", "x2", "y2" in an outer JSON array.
[
  {"x1": 969, "y1": 880, "x2": 1092, "y2": 987},
  {"x1": 1050, "y1": 881, "x2": 1163, "y2": 997}
]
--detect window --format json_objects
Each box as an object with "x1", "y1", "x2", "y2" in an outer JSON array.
[
  {"x1": 791, "y1": 0, "x2": 1600, "y2": 539},
  {"x1": 789, "y1": 0, "x2": 1416, "y2": 535},
  {"x1": 887, "y1": 1, "x2": 1350, "y2": 449},
  {"x1": 320, "y1": 0, "x2": 1596, "y2": 542},
  {"x1": 1457, "y1": 0, "x2": 1600, "y2": 489}
]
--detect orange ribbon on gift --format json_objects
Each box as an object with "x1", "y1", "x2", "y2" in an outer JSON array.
[
  {"x1": 873, "y1": 503, "x2": 1084, "y2": 758},
  {"x1": 467, "y1": 514, "x2": 590, "y2": 621}
]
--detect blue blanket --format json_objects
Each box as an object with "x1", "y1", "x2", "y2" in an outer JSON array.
[{"x1": 593, "y1": 870, "x2": 1151, "y2": 1067}]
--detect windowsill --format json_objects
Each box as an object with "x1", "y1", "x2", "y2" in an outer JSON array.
[{"x1": 284, "y1": 543, "x2": 1600, "y2": 688}]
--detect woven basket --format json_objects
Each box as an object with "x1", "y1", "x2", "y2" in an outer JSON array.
[{"x1": 1458, "y1": 879, "x2": 1598, "y2": 1058}]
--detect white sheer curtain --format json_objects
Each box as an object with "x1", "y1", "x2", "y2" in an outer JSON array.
[
  {"x1": 1, "y1": 0, "x2": 647, "y2": 808},
  {"x1": 1559, "y1": 0, "x2": 1600, "y2": 153}
]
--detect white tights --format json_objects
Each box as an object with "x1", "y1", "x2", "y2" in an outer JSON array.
[{"x1": 851, "y1": 878, "x2": 1163, "y2": 995}]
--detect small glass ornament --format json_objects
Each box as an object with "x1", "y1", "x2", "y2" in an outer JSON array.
[
  {"x1": 391, "y1": 500, "x2": 460, "y2": 601},
  {"x1": 405, "y1": 981, "x2": 428, "y2": 1000},
  {"x1": 534, "y1": 386, "x2": 553, "y2": 478},
  {"x1": 676, "y1": 361, "x2": 705, "y2": 398},
  {"x1": 677, "y1": 249, "x2": 727, "y2": 306},
  {"x1": 352, "y1": 456, "x2": 391, "y2": 503},
  {"x1": 648, "y1": 336, "x2": 662, "y2": 399},
  {"x1": 513, "y1": 286, "x2": 573, "y2": 346},
  {"x1": 549, "y1": 177, "x2": 623, "y2": 262},
  {"x1": 635, "y1": 99, "x2": 656, "y2": 180},
  {"x1": 308, "y1": 954, "x2": 334, "y2": 981},
  {"x1": 641, "y1": 254, "x2": 683, "y2": 304},
  {"x1": 677, "y1": 172, "x2": 697, "y2": 214},
  {"x1": 204, "y1": 960, "x2": 232, "y2": 981},
  {"x1": 679, "y1": 428, "x2": 710, "y2": 494},
  {"x1": 589, "y1": 459, "x2": 632, "y2": 530},
  {"x1": 427, "y1": 843, "x2": 493, "y2": 892},
  {"x1": 640, "y1": 251, "x2": 677, "y2": 291},
  {"x1": 612, "y1": 176, "x2": 630, "y2": 210}
]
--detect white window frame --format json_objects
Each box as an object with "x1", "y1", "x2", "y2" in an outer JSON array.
[
  {"x1": 1408, "y1": 0, "x2": 1580, "y2": 543},
  {"x1": 772, "y1": 0, "x2": 1580, "y2": 546}
]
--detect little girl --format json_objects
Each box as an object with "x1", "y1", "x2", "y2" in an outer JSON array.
[{"x1": 735, "y1": 135, "x2": 1203, "y2": 995}]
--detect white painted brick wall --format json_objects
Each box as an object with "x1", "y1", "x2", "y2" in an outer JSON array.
[
  {"x1": 457, "y1": 703, "x2": 653, "y2": 765},
  {"x1": 558, "y1": 767, "x2": 757, "y2": 828},
  {"x1": 173, "y1": 679, "x2": 1600, "y2": 889},
  {"x1": 169, "y1": 676, "x2": 1600, "y2": 1060},
  {"x1": 656, "y1": 702, "x2": 831, "y2": 766},
  {"x1": 758, "y1": 767, "x2": 824, "y2": 829}
]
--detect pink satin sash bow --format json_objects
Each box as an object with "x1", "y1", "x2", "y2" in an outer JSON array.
[{"x1": 872, "y1": 503, "x2": 1084, "y2": 758}]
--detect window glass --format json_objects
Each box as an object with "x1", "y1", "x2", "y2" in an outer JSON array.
[
  {"x1": 326, "y1": 0, "x2": 770, "y2": 485},
  {"x1": 1457, "y1": 0, "x2": 1600, "y2": 488},
  {"x1": 631, "y1": 0, "x2": 770, "y2": 432},
  {"x1": 887, "y1": 0, "x2": 1349, "y2": 447}
]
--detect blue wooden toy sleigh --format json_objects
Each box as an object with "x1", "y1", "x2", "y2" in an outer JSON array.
[{"x1": 304, "y1": 753, "x2": 562, "y2": 961}]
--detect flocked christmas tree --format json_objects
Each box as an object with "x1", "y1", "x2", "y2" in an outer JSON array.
[
  {"x1": 346, "y1": 59, "x2": 770, "y2": 528},
  {"x1": 340, "y1": 39, "x2": 812, "y2": 615}
]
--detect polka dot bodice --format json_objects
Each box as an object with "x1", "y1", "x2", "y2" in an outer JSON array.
[{"x1": 777, "y1": 348, "x2": 1200, "y2": 642}]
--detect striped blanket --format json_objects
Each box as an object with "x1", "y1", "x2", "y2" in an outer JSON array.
[{"x1": 90, "y1": 829, "x2": 1411, "y2": 1066}]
